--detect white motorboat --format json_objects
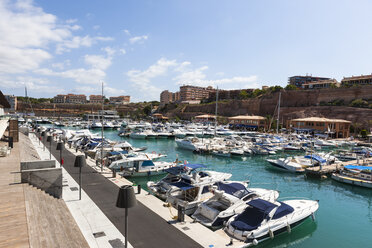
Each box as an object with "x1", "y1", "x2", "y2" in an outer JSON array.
[
  {"x1": 109, "y1": 155, "x2": 176, "y2": 177},
  {"x1": 230, "y1": 149, "x2": 245, "y2": 156},
  {"x1": 212, "y1": 150, "x2": 231, "y2": 158},
  {"x1": 192, "y1": 182, "x2": 279, "y2": 228},
  {"x1": 175, "y1": 137, "x2": 202, "y2": 151},
  {"x1": 148, "y1": 164, "x2": 232, "y2": 201},
  {"x1": 224, "y1": 198, "x2": 319, "y2": 246},
  {"x1": 130, "y1": 131, "x2": 147, "y2": 139},
  {"x1": 331, "y1": 165, "x2": 372, "y2": 189},
  {"x1": 90, "y1": 121, "x2": 102, "y2": 129}
]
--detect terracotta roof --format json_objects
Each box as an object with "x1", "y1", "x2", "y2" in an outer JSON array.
[
  {"x1": 0, "y1": 91, "x2": 11, "y2": 108},
  {"x1": 291, "y1": 117, "x2": 351, "y2": 123},
  {"x1": 342, "y1": 74, "x2": 372, "y2": 81},
  {"x1": 228, "y1": 115, "x2": 265, "y2": 120}
]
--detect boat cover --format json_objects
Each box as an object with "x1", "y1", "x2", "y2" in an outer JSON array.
[
  {"x1": 170, "y1": 181, "x2": 195, "y2": 190},
  {"x1": 247, "y1": 199, "x2": 277, "y2": 214},
  {"x1": 165, "y1": 166, "x2": 186, "y2": 175},
  {"x1": 108, "y1": 151, "x2": 121, "y2": 156},
  {"x1": 230, "y1": 202, "x2": 268, "y2": 231},
  {"x1": 185, "y1": 164, "x2": 206, "y2": 170},
  {"x1": 272, "y1": 202, "x2": 294, "y2": 220},
  {"x1": 214, "y1": 182, "x2": 250, "y2": 199},
  {"x1": 304, "y1": 154, "x2": 326, "y2": 163},
  {"x1": 344, "y1": 165, "x2": 372, "y2": 171}
]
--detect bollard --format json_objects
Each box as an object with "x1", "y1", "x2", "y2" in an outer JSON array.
[
  {"x1": 112, "y1": 169, "x2": 116, "y2": 178},
  {"x1": 177, "y1": 205, "x2": 185, "y2": 222},
  {"x1": 137, "y1": 184, "x2": 141, "y2": 194},
  {"x1": 8, "y1": 137, "x2": 13, "y2": 149}
]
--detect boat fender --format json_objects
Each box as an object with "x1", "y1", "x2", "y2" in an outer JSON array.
[
  {"x1": 252, "y1": 239, "x2": 258, "y2": 246},
  {"x1": 269, "y1": 229, "x2": 274, "y2": 239},
  {"x1": 311, "y1": 213, "x2": 315, "y2": 221},
  {"x1": 286, "y1": 223, "x2": 291, "y2": 233}
]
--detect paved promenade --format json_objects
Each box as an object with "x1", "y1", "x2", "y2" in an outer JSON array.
[{"x1": 40, "y1": 134, "x2": 203, "y2": 248}]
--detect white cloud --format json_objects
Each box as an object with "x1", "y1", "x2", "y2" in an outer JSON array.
[
  {"x1": 127, "y1": 58, "x2": 177, "y2": 99},
  {"x1": 56, "y1": 35, "x2": 113, "y2": 54},
  {"x1": 84, "y1": 55, "x2": 112, "y2": 71},
  {"x1": 66, "y1": 18, "x2": 77, "y2": 24},
  {"x1": 0, "y1": 75, "x2": 66, "y2": 94},
  {"x1": 123, "y1": 29, "x2": 130, "y2": 36},
  {"x1": 129, "y1": 35, "x2": 148, "y2": 44},
  {"x1": 102, "y1": 47, "x2": 115, "y2": 56},
  {"x1": 93, "y1": 25, "x2": 100, "y2": 30},
  {"x1": 119, "y1": 48, "x2": 126, "y2": 55},
  {"x1": 73, "y1": 85, "x2": 126, "y2": 97},
  {"x1": 127, "y1": 58, "x2": 177, "y2": 84}
]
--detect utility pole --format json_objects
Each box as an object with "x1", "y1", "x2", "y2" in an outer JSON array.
[
  {"x1": 101, "y1": 82, "x2": 104, "y2": 172},
  {"x1": 277, "y1": 92, "x2": 281, "y2": 134},
  {"x1": 214, "y1": 86, "x2": 219, "y2": 136}
]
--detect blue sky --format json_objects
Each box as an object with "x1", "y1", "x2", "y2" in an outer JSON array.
[{"x1": 1, "y1": 0, "x2": 372, "y2": 102}]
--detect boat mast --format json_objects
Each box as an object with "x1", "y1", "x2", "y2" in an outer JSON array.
[
  {"x1": 101, "y1": 82, "x2": 104, "y2": 172},
  {"x1": 276, "y1": 91, "x2": 281, "y2": 134},
  {"x1": 214, "y1": 86, "x2": 219, "y2": 136}
]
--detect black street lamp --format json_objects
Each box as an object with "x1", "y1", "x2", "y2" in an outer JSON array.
[
  {"x1": 56, "y1": 142, "x2": 64, "y2": 167},
  {"x1": 47, "y1": 135, "x2": 52, "y2": 160},
  {"x1": 116, "y1": 185, "x2": 137, "y2": 248},
  {"x1": 74, "y1": 155, "x2": 86, "y2": 200}
]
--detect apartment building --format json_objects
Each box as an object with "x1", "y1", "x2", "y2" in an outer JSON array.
[
  {"x1": 180, "y1": 85, "x2": 214, "y2": 103},
  {"x1": 301, "y1": 79, "x2": 340, "y2": 89},
  {"x1": 66, "y1": 94, "x2": 87, "y2": 104},
  {"x1": 341, "y1": 74, "x2": 372, "y2": 86},
  {"x1": 160, "y1": 90, "x2": 180, "y2": 106},
  {"x1": 4, "y1": 95, "x2": 17, "y2": 112},
  {"x1": 109, "y1": 96, "x2": 130, "y2": 105},
  {"x1": 288, "y1": 75, "x2": 331, "y2": 88},
  {"x1": 89, "y1": 95, "x2": 104, "y2": 104}
]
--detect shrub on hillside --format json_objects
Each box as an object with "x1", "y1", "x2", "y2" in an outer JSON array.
[{"x1": 350, "y1": 98, "x2": 369, "y2": 108}]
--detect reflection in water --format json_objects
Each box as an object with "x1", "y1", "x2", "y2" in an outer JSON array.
[{"x1": 256, "y1": 218, "x2": 317, "y2": 248}]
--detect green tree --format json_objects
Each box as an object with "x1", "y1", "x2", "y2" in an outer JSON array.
[
  {"x1": 361, "y1": 129, "x2": 367, "y2": 138},
  {"x1": 285, "y1": 84, "x2": 298, "y2": 91},
  {"x1": 143, "y1": 105, "x2": 152, "y2": 115},
  {"x1": 269, "y1": 86, "x2": 283, "y2": 93},
  {"x1": 239, "y1": 90, "x2": 249, "y2": 99},
  {"x1": 350, "y1": 98, "x2": 368, "y2": 108}
]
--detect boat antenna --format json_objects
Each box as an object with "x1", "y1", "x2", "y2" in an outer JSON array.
[
  {"x1": 101, "y1": 81, "x2": 104, "y2": 172},
  {"x1": 25, "y1": 86, "x2": 35, "y2": 117},
  {"x1": 214, "y1": 86, "x2": 218, "y2": 137}
]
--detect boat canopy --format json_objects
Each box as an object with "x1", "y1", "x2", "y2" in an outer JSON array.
[
  {"x1": 214, "y1": 182, "x2": 250, "y2": 199},
  {"x1": 164, "y1": 166, "x2": 186, "y2": 175},
  {"x1": 108, "y1": 151, "x2": 121, "y2": 156},
  {"x1": 247, "y1": 199, "x2": 277, "y2": 214},
  {"x1": 185, "y1": 164, "x2": 206, "y2": 170},
  {"x1": 170, "y1": 181, "x2": 195, "y2": 190},
  {"x1": 272, "y1": 202, "x2": 294, "y2": 220},
  {"x1": 344, "y1": 165, "x2": 372, "y2": 171},
  {"x1": 304, "y1": 154, "x2": 326, "y2": 163}
]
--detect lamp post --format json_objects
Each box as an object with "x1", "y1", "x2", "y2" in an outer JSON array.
[
  {"x1": 47, "y1": 135, "x2": 52, "y2": 160},
  {"x1": 116, "y1": 185, "x2": 137, "y2": 248},
  {"x1": 37, "y1": 127, "x2": 41, "y2": 145},
  {"x1": 74, "y1": 155, "x2": 86, "y2": 200},
  {"x1": 41, "y1": 131, "x2": 46, "y2": 151},
  {"x1": 56, "y1": 142, "x2": 64, "y2": 167}
]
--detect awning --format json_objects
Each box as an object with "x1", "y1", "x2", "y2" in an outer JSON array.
[
  {"x1": 0, "y1": 119, "x2": 8, "y2": 139},
  {"x1": 344, "y1": 165, "x2": 372, "y2": 171},
  {"x1": 170, "y1": 181, "x2": 195, "y2": 190}
]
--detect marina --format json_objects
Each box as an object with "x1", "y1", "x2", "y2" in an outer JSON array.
[{"x1": 17, "y1": 120, "x2": 372, "y2": 248}]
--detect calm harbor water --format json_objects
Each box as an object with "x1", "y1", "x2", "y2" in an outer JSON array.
[{"x1": 86, "y1": 129, "x2": 372, "y2": 247}]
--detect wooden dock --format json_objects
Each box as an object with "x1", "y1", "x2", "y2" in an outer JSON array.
[
  {"x1": 305, "y1": 158, "x2": 372, "y2": 179},
  {"x1": 0, "y1": 138, "x2": 89, "y2": 248}
]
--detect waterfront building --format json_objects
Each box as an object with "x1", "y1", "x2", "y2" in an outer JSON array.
[
  {"x1": 180, "y1": 85, "x2": 215, "y2": 103},
  {"x1": 4, "y1": 95, "x2": 17, "y2": 112},
  {"x1": 53, "y1": 94, "x2": 87, "y2": 104},
  {"x1": 301, "y1": 79, "x2": 340, "y2": 89},
  {"x1": 341, "y1": 74, "x2": 372, "y2": 86},
  {"x1": 228, "y1": 115, "x2": 267, "y2": 130},
  {"x1": 89, "y1": 95, "x2": 104, "y2": 104},
  {"x1": 152, "y1": 113, "x2": 169, "y2": 122},
  {"x1": 288, "y1": 75, "x2": 331, "y2": 88},
  {"x1": 160, "y1": 90, "x2": 180, "y2": 106},
  {"x1": 66, "y1": 94, "x2": 87, "y2": 104},
  {"x1": 85, "y1": 110, "x2": 119, "y2": 120},
  {"x1": 109, "y1": 96, "x2": 130, "y2": 105},
  {"x1": 286, "y1": 117, "x2": 351, "y2": 138},
  {"x1": 194, "y1": 114, "x2": 216, "y2": 123},
  {"x1": 53, "y1": 94, "x2": 67, "y2": 103}
]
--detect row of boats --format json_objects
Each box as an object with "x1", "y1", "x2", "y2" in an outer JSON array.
[{"x1": 146, "y1": 163, "x2": 319, "y2": 246}]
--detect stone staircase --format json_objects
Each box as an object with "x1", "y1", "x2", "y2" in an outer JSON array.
[{"x1": 23, "y1": 184, "x2": 89, "y2": 248}]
